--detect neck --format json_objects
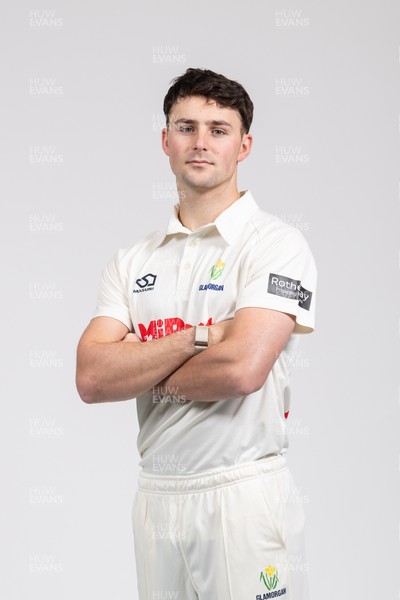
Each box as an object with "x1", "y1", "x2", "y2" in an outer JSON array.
[{"x1": 177, "y1": 180, "x2": 243, "y2": 231}]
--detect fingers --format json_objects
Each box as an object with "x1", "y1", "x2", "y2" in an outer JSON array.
[
  {"x1": 122, "y1": 333, "x2": 142, "y2": 343},
  {"x1": 211, "y1": 318, "x2": 235, "y2": 345}
]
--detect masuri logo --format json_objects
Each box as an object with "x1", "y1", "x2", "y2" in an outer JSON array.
[
  {"x1": 260, "y1": 565, "x2": 279, "y2": 590},
  {"x1": 209, "y1": 260, "x2": 225, "y2": 280}
]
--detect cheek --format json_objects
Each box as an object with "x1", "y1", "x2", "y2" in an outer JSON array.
[
  {"x1": 168, "y1": 141, "x2": 185, "y2": 163},
  {"x1": 167, "y1": 143, "x2": 185, "y2": 174},
  {"x1": 220, "y1": 144, "x2": 240, "y2": 169}
]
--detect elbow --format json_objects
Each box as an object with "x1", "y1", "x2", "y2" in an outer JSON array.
[
  {"x1": 230, "y1": 361, "x2": 268, "y2": 397},
  {"x1": 76, "y1": 371, "x2": 97, "y2": 404},
  {"x1": 76, "y1": 345, "x2": 104, "y2": 404},
  {"x1": 76, "y1": 345, "x2": 97, "y2": 403}
]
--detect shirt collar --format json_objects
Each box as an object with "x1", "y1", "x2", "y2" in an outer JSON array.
[{"x1": 155, "y1": 190, "x2": 259, "y2": 246}]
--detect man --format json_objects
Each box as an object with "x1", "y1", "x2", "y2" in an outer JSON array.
[{"x1": 76, "y1": 67, "x2": 317, "y2": 600}]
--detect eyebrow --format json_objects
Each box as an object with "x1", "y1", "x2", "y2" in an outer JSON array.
[{"x1": 173, "y1": 118, "x2": 233, "y2": 128}]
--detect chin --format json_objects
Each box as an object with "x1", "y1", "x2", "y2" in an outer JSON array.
[{"x1": 182, "y1": 177, "x2": 217, "y2": 190}]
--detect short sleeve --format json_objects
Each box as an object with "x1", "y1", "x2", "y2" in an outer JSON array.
[
  {"x1": 92, "y1": 250, "x2": 133, "y2": 331},
  {"x1": 235, "y1": 227, "x2": 317, "y2": 333}
]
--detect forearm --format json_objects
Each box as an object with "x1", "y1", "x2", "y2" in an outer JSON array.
[
  {"x1": 77, "y1": 328, "x2": 195, "y2": 403},
  {"x1": 159, "y1": 340, "x2": 248, "y2": 403}
]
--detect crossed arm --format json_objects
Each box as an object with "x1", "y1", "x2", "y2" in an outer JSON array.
[{"x1": 75, "y1": 307, "x2": 296, "y2": 404}]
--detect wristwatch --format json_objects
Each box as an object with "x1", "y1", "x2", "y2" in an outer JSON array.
[{"x1": 194, "y1": 325, "x2": 209, "y2": 353}]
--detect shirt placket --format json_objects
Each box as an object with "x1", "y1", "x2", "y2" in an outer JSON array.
[{"x1": 176, "y1": 234, "x2": 201, "y2": 300}]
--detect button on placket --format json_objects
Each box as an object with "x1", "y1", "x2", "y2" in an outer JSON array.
[{"x1": 176, "y1": 236, "x2": 200, "y2": 299}]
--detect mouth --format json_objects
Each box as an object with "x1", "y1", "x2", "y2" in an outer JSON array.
[{"x1": 187, "y1": 160, "x2": 212, "y2": 165}]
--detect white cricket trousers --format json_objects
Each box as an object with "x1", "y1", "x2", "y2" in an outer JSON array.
[{"x1": 132, "y1": 454, "x2": 309, "y2": 600}]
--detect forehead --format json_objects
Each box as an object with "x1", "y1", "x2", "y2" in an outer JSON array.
[{"x1": 169, "y1": 95, "x2": 241, "y2": 127}]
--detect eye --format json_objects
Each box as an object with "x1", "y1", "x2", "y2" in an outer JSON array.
[
  {"x1": 179, "y1": 126, "x2": 194, "y2": 133},
  {"x1": 212, "y1": 129, "x2": 226, "y2": 135}
]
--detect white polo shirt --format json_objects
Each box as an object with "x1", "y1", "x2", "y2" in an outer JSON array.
[{"x1": 93, "y1": 190, "x2": 317, "y2": 475}]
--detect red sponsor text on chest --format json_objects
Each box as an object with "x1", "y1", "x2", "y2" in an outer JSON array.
[{"x1": 138, "y1": 317, "x2": 213, "y2": 340}]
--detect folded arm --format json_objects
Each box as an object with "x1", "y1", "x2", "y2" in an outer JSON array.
[
  {"x1": 76, "y1": 316, "x2": 197, "y2": 403},
  {"x1": 158, "y1": 307, "x2": 296, "y2": 402},
  {"x1": 75, "y1": 316, "x2": 231, "y2": 404}
]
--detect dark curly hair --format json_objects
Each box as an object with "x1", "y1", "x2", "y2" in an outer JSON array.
[{"x1": 163, "y1": 68, "x2": 254, "y2": 135}]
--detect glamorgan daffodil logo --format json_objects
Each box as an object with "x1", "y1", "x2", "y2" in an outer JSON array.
[
  {"x1": 209, "y1": 260, "x2": 225, "y2": 281},
  {"x1": 260, "y1": 565, "x2": 279, "y2": 591}
]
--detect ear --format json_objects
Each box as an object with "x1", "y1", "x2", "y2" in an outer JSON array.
[
  {"x1": 161, "y1": 127, "x2": 170, "y2": 157},
  {"x1": 237, "y1": 133, "x2": 253, "y2": 163}
]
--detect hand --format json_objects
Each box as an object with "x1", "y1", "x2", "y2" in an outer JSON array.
[
  {"x1": 208, "y1": 318, "x2": 233, "y2": 346},
  {"x1": 122, "y1": 332, "x2": 142, "y2": 343}
]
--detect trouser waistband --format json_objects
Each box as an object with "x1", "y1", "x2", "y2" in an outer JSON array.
[{"x1": 137, "y1": 454, "x2": 287, "y2": 494}]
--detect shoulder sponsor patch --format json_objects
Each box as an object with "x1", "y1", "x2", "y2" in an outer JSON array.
[{"x1": 268, "y1": 273, "x2": 312, "y2": 311}]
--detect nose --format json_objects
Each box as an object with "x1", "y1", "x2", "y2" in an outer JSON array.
[{"x1": 193, "y1": 128, "x2": 207, "y2": 151}]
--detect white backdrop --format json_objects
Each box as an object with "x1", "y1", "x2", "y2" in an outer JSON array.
[{"x1": 1, "y1": 0, "x2": 399, "y2": 598}]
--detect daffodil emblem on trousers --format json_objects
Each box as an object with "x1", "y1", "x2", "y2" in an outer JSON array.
[{"x1": 260, "y1": 565, "x2": 279, "y2": 591}]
